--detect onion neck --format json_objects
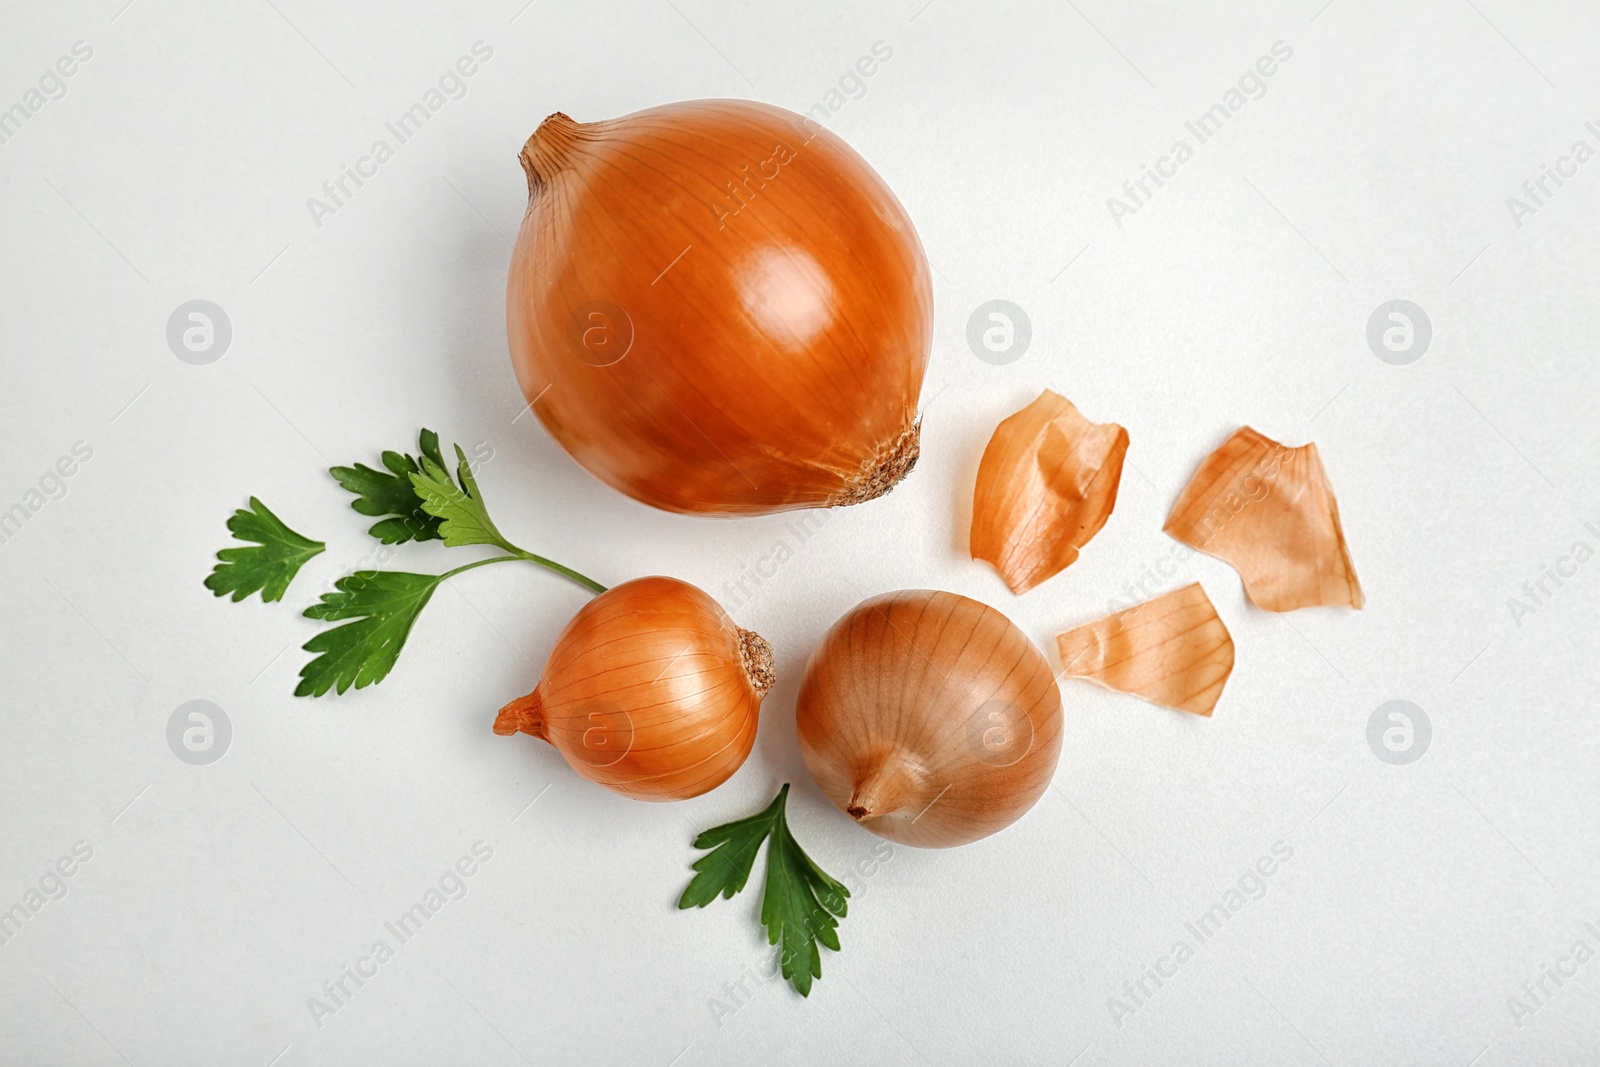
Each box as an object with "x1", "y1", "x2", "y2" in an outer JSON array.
[
  {"x1": 846, "y1": 753, "x2": 920, "y2": 821},
  {"x1": 520, "y1": 112, "x2": 585, "y2": 198},
  {"x1": 494, "y1": 690, "x2": 549, "y2": 742}
]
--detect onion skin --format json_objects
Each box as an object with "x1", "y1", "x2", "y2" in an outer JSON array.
[
  {"x1": 1165, "y1": 427, "x2": 1363, "y2": 611},
  {"x1": 507, "y1": 101, "x2": 932, "y2": 515},
  {"x1": 796, "y1": 590, "x2": 1064, "y2": 847},
  {"x1": 971, "y1": 390, "x2": 1129, "y2": 595},
  {"x1": 1056, "y1": 582, "x2": 1234, "y2": 716},
  {"x1": 494, "y1": 576, "x2": 773, "y2": 801}
]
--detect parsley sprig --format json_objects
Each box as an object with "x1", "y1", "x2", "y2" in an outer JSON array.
[
  {"x1": 298, "y1": 568, "x2": 458, "y2": 697},
  {"x1": 205, "y1": 497, "x2": 325, "y2": 603},
  {"x1": 209, "y1": 428, "x2": 604, "y2": 697},
  {"x1": 328, "y1": 429, "x2": 448, "y2": 544},
  {"x1": 679, "y1": 784, "x2": 850, "y2": 996}
]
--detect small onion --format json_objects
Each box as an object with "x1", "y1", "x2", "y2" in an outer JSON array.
[
  {"x1": 494, "y1": 576, "x2": 774, "y2": 801},
  {"x1": 507, "y1": 100, "x2": 933, "y2": 515},
  {"x1": 796, "y1": 590, "x2": 1064, "y2": 847}
]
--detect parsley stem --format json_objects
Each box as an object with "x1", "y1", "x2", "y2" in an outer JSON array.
[
  {"x1": 439, "y1": 554, "x2": 524, "y2": 580},
  {"x1": 510, "y1": 549, "x2": 608, "y2": 594},
  {"x1": 439, "y1": 550, "x2": 607, "y2": 595}
]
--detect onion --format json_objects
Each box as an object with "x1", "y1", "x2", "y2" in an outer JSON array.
[
  {"x1": 507, "y1": 100, "x2": 932, "y2": 515},
  {"x1": 796, "y1": 589, "x2": 1064, "y2": 847},
  {"x1": 494, "y1": 576, "x2": 774, "y2": 801}
]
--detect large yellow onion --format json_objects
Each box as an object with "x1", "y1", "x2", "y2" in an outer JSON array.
[
  {"x1": 507, "y1": 100, "x2": 933, "y2": 515},
  {"x1": 796, "y1": 590, "x2": 1064, "y2": 847},
  {"x1": 494, "y1": 576, "x2": 773, "y2": 800}
]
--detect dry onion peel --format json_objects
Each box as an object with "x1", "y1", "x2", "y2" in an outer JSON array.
[
  {"x1": 797, "y1": 589, "x2": 1063, "y2": 848},
  {"x1": 1164, "y1": 426, "x2": 1363, "y2": 611},
  {"x1": 971, "y1": 390, "x2": 1129, "y2": 594},
  {"x1": 495, "y1": 576, "x2": 772, "y2": 801},
  {"x1": 508, "y1": 101, "x2": 932, "y2": 515},
  {"x1": 1055, "y1": 582, "x2": 1234, "y2": 716}
]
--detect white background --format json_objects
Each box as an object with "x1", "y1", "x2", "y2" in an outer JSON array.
[{"x1": 2, "y1": 1, "x2": 1598, "y2": 1064}]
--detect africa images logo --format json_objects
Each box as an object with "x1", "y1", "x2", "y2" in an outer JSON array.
[{"x1": 1106, "y1": 41, "x2": 1294, "y2": 227}]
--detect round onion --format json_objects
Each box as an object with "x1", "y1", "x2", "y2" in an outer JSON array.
[
  {"x1": 796, "y1": 589, "x2": 1064, "y2": 847},
  {"x1": 494, "y1": 576, "x2": 774, "y2": 801},
  {"x1": 507, "y1": 100, "x2": 932, "y2": 515}
]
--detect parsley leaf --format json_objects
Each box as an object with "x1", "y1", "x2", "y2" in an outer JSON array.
[
  {"x1": 205, "y1": 497, "x2": 325, "y2": 603},
  {"x1": 329, "y1": 429, "x2": 447, "y2": 544},
  {"x1": 409, "y1": 444, "x2": 507, "y2": 549},
  {"x1": 679, "y1": 784, "x2": 850, "y2": 996},
  {"x1": 296, "y1": 570, "x2": 445, "y2": 696}
]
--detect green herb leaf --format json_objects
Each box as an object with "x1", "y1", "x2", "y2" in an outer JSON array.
[
  {"x1": 679, "y1": 800, "x2": 783, "y2": 907},
  {"x1": 205, "y1": 497, "x2": 325, "y2": 603},
  {"x1": 762, "y1": 803, "x2": 850, "y2": 992},
  {"x1": 329, "y1": 429, "x2": 447, "y2": 544},
  {"x1": 296, "y1": 571, "x2": 444, "y2": 696},
  {"x1": 409, "y1": 445, "x2": 506, "y2": 549},
  {"x1": 679, "y1": 784, "x2": 849, "y2": 996}
]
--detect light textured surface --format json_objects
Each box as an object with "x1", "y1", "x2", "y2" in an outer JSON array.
[{"x1": 2, "y1": 1, "x2": 1598, "y2": 1064}]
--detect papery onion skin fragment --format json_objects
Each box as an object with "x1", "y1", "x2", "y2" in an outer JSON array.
[
  {"x1": 1164, "y1": 427, "x2": 1363, "y2": 611},
  {"x1": 796, "y1": 589, "x2": 1064, "y2": 848},
  {"x1": 494, "y1": 576, "x2": 772, "y2": 801},
  {"x1": 1055, "y1": 583, "x2": 1234, "y2": 716},
  {"x1": 507, "y1": 101, "x2": 933, "y2": 515},
  {"x1": 971, "y1": 390, "x2": 1129, "y2": 594}
]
